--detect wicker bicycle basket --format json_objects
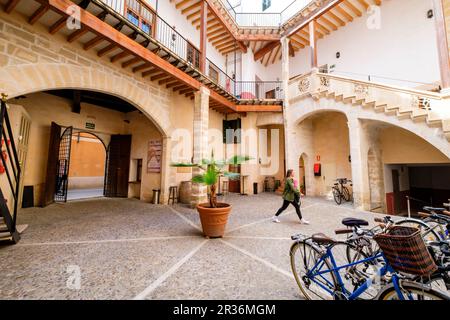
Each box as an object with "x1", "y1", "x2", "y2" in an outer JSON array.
[{"x1": 373, "y1": 226, "x2": 437, "y2": 276}]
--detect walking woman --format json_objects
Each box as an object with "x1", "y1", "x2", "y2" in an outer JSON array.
[{"x1": 272, "y1": 169, "x2": 310, "y2": 224}]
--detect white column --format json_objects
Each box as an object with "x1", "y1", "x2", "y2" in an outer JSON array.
[
  {"x1": 191, "y1": 86, "x2": 210, "y2": 206},
  {"x1": 281, "y1": 36, "x2": 295, "y2": 175},
  {"x1": 160, "y1": 136, "x2": 173, "y2": 204},
  {"x1": 347, "y1": 117, "x2": 366, "y2": 209}
]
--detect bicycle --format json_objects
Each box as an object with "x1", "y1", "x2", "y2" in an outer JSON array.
[
  {"x1": 290, "y1": 229, "x2": 450, "y2": 300},
  {"x1": 395, "y1": 206, "x2": 450, "y2": 242},
  {"x1": 332, "y1": 178, "x2": 351, "y2": 205}
]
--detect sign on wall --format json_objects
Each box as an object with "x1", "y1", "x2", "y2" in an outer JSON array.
[{"x1": 147, "y1": 139, "x2": 162, "y2": 173}]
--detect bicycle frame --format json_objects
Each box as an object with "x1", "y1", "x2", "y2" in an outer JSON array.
[{"x1": 305, "y1": 243, "x2": 409, "y2": 300}]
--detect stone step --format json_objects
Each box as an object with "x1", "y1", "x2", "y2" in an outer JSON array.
[
  {"x1": 352, "y1": 98, "x2": 365, "y2": 106},
  {"x1": 411, "y1": 109, "x2": 429, "y2": 122},
  {"x1": 426, "y1": 118, "x2": 443, "y2": 128},
  {"x1": 374, "y1": 103, "x2": 388, "y2": 112},
  {"x1": 343, "y1": 95, "x2": 355, "y2": 103},
  {"x1": 362, "y1": 101, "x2": 376, "y2": 108}
]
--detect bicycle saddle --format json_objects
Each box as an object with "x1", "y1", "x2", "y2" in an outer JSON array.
[
  {"x1": 311, "y1": 233, "x2": 336, "y2": 245},
  {"x1": 423, "y1": 206, "x2": 446, "y2": 214},
  {"x1": 341, "y1": 217, "x2": 369, "y2": 227}
]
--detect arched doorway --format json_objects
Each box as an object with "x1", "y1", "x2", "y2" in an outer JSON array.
[
  {"x1": 66, "y1": 131, "x2": 107, "y2": 201},
  {"x1": 299, "y1": 154, "x2": 307, "y2": 195},
  {"x1": 8, "y1": 89, "x2": 164, "y2": 207},
  {"x1": 367, "y1": 147, "x2": 384, "y2": 212}
]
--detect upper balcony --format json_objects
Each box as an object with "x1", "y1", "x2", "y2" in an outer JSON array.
[
  {"x1": 222, "y1": 0, "x2": 314, "y2": 27},
  {"x1": 3, "y1": 0, "x2": 283, "y2": 114}
]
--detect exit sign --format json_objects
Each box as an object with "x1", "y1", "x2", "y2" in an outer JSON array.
[{"x1": 85, "y1": 122, "x2": 95, "y2": 130}]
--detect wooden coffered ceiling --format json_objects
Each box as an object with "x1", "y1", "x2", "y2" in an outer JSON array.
[
  {"x1": 219, "y1": 0, "x2": 384, "y2": 66},
  {"x1": 170, "y1": 0, "x2": 246, "y2": 55}
]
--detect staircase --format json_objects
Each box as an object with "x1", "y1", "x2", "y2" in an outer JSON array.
[
  {"x1": 290, "y1": 71, "x2": 450, "y2": 143},
  {"x1": 0, "y1": 94, "x2": 26, "y2": 244}
]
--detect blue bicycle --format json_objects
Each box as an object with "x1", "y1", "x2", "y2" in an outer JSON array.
[{"x1": 290, "y1": 232, "x2": 450, "y2": 300}]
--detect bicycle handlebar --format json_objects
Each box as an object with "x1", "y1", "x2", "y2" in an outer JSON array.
[{"x1": 335, "y1": 228, "x2": 353, "y2": 235}]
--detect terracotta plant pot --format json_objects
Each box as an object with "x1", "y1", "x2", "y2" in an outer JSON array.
[{"x1": 196, "y1": 202, "x2": 232, "y2": 238}]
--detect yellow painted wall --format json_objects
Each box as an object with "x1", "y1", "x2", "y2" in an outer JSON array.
[
  {"x1": 312, "y1": 113, "x2": 352, "y2": 195},
  {"x1": 380, "y1": 126, "x2": 450, "y2": 164},
  {"x1": 11, "y1": 92, "x2": 164, "y2": 205}
]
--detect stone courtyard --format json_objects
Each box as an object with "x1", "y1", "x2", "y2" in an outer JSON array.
[{"x1": 0, "y1": 193, "x2": 382, "y2": 300}]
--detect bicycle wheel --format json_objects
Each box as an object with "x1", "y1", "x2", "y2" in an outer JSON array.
[
  {"x1": 342, "y1": 186, "x2": 351, "y2": 202},
  {"x1": 378, "y1": 281, "x2": 450, "y2": 300},
  {"x1": 290, "y1": 241, "x2": 337, "y2": 300},
  {"x1": 332, "y1": 187, "x2": 342, "y2": 205},
  {"x1": 330, "y1": 242, "x2": 380, "y2": 300},
  {"x1": 420, "y1": 273, "x2": 450, "y2": 295},
  {"x1": 395, "y1": 218, "x2": 441, "y2": 242}
]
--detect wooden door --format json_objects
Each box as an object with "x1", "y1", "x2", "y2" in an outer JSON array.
[
  {"x1": 228, "y1": 164, "x2": 240, "y2": 193},
  {"x1": 43, "y1": 122, "x2": 61, "y2": 207},
  {"x1": 104, "y1": 135, "x2": 132, "y2": 197},
  {"x1": 392, "y1": 169, "x2": 401, "y2": 215},
  {"x1": 17, "y1": 113, "x2": 31, "y2": 209}
]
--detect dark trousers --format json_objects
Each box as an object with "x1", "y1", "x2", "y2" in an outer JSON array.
[{"x1": 275, "y1": 199, "x2": 302, "y2": 220}]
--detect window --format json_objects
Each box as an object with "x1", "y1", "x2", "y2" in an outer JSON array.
[
  {"x1": 265, "y1": 89, "x2": 275, "y2": 99},
  {"x1": 125, "y1": 0, "x2": 156, "y2": 37},
  {"x1": 136, "y1": 159, "x2": 143, "y2": 182},
  {"x1": 187, "y1": 42, "x2": 200, "y2": 69},
  {"x1": 223, "y1": 119, "x2": 241, "y2": 144},
  {"x1": 262, "y1": 0, "x2": 271, "y2": 11},
  {"x1": 209, "y1": 65, "x2": 219, "y2": 83}
]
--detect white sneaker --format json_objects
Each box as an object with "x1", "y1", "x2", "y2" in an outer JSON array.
[
  {"x1": 300, "y1": 219, "x2": 310, "y2": 225},
  {"x1": 272, "y1": 216, "x2": 281, "y2": 223}
]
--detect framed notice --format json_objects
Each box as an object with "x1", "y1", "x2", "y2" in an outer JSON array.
[{"x1": 147, "y1": 139, "x2": 162, "y2": 173}]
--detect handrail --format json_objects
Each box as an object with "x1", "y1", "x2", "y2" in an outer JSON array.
[
  {"x1": 220, "y1": 0, "x2": 313, "y2": 27},
  {"x1": 317, "y1": 72, "x2": 445, "y2": 100},
  {"x1": 0, "y1": 94, "x2": 21, "y2": 235},
  {"x1": 96, "y1": 0, "x2": 282, "y2": 102}
]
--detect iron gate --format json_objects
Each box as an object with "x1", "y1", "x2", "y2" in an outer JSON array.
[{"x1": 55, "y1": 126, "x2": 73, "y2": 202}]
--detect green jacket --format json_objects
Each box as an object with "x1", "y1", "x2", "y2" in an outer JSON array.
[{"x1": 282, "y1": 177, "x2": 300, "y2": 202}]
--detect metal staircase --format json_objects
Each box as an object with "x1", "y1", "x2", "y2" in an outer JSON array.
[{"x1": 0, "y1": 94, "x2": 23, "y2": 244}]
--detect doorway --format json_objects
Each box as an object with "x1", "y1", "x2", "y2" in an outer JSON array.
[
  {"x1": 67, "y1": 131, "x2": 107, "y2": 201},
  {"x1": 228, "y1": 164, "x2": 241, "y2": 193},
  {"x1": 299, "y1": 155, "x2": 306, "y2": 195}
]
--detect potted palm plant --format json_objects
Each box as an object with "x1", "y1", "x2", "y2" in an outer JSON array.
[{"x1": 172, "y1": 152, "x2": 251, "y2": 238}]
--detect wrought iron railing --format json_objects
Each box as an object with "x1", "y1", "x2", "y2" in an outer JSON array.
[
  {"x1": 205, "y1": 58, "x2": 235, "y2": 95},
  {"x1": 236, "y1": 81, "x2": 283, "y2": 100},
  {"x1": 222, "y1": 0, "x2": 313, "y2": 27},
  {"x1": 98, "y1": 0, "x2": 282, "y2": 101}
]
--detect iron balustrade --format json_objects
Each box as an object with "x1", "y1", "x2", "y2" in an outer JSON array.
[
  {"x1": 205, "y1": 58, "x2": 235, "y2": 96},
  {"x1": 97, "y1": 0, "x2": 282, "y2": 101},
  {"x1": 235, "y1": 81, "x2": 283, "y2": 100},
  {"x1": 222, "y1": 0, "x2": 313, "y2": 27}
]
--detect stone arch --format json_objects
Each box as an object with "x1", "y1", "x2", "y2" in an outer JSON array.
[
  {"x1": 289, "y1": 101, "x2": 450, "y2": 160},
  {"x1": 299, "y1": 153, "x2": 309, "y2": 195},
  {"x1": 367, "y1": 147, "x2": 385, "y2": 212},
  {"x1": 0, "y1": 63, "x2": 171, "y2": 138}
]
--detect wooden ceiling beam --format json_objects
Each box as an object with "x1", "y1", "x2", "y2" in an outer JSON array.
[
  {"x1": 343, "y1": 0, "x2": 362, "y2": 17},
  {"x1": 284, "y1": 0, "x2": 344, "y2": 36},
  {"x1": 335, "y1": 5, "x2": 354, "y2": 21},
  {"x1": 4, "y1": 0, "x2": 20, "y2": 13},
  {"x1": 181, "y1": 1, "x2": 201, "y2": 14},
  {"x1": 254, "y1": 41, "x2": 280, "y2": 61},
  {"x1": 122, "y1": 56, "x2": 141, "y2": 68},
  {"x1": 29, "y1": 4, "x2": 49, "y2": 25}
]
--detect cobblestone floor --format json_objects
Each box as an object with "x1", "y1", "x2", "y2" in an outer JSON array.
[{"x1": 0, "y1": 193, "x2": 382, "y2": 300}]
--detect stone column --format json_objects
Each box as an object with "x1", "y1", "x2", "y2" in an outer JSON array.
[
  {"x1": 347, "y1": 117, "x2": 366, "y2": 209},
  {"x1": 281, "y1": 36, "x2": 295, "y2": 176},
  {"x1": 191, "y1": 86, "x2": 210, "y2": 206},
  {"x1": 160, "y1": 136, "x2": 173, "y2": 204}
]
